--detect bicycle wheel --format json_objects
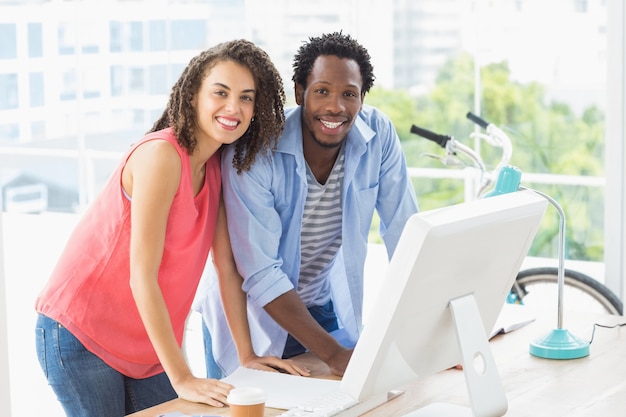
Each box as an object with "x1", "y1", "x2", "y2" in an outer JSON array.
[{"x1": 511, "y1": 267, "x2": 623, "y2": 315}]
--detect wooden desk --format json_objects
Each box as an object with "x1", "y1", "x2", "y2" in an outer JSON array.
[{"x1": 127, "y1": 310, "x2": 626, "y2": 416}]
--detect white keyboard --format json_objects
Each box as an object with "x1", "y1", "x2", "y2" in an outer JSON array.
[{"x1": 277, "y1": 390, "x2": 359, "y2": 417}]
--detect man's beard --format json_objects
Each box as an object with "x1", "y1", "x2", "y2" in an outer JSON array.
[
  {"x1": 306, "y1": 125, "x2": 346, "y2": 149},
  {"x1": 302, "y1": 106, "x2": 348, "y2": 149}
]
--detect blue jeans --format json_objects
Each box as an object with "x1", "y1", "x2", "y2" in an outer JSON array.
[
  {"x1": 282, "y1": 300, "x2": 339, "y2": 358},
  {"x1": 202, "y1": 322, "x2": 226, "y2": 379},
  {"x1": 35, "y1": 313, "x2": 177, "y2": 417},
  {"x1": 201, "y1": 300, "x2": 338, "y2": 377}
]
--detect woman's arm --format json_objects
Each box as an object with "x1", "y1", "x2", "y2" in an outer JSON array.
[
  {"x1": 124, "y1": 140, "x2": 232, "y2": 406},
  {"x1": 212, "y1": 196, "x2": 309, "y2": 376}
]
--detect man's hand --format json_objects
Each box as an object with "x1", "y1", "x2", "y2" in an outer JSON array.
[
  {"x1": 264, "y1": 291, "x2": 353, "y2": 376},
  {"x1": 325, "y1": 347, "x2": 353, "y2": 377}
]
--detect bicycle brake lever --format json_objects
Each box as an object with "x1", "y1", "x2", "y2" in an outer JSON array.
[
  {"x1": 419, "y1": 152, "x2": 445, "y2": 162},
  {"x1": 420, "y1": 152, "x2": 470, "y2": 169},
  {"x1": 442, "y1": 157, "x2": 468, "y2": 167}
]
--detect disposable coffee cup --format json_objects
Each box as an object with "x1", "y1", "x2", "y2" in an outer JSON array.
[{"x1": 227, "y1": 386, "x2": 265, "y2": 417}]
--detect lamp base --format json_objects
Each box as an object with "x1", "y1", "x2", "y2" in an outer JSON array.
[{"x1": 529, "y1": 328, "x2": 590, "y2": 359}]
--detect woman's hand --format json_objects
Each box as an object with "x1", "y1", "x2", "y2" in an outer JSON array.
[
  {"x1": 173, "y1": 374, "x2": 234, "y2": 407},
  {"x1": 242, "y1": 354, "x2": 311, "y2": 376}
]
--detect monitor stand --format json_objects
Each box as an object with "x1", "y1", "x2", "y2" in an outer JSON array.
[{"x1": 403, "y1": 294, "x2": 508, "y2": 417}]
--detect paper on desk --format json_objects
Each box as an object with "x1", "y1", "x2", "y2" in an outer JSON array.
[
  {"x1": 221, "y1": 366, "x2": 340, "y2": 409},
  {"x1": 489, "y1": 303, "x2": 536, "y2": 339}
]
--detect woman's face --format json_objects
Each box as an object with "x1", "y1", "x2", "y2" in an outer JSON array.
[{"x1": 193, "y1": 60, "x2": 256, "y2": 148}]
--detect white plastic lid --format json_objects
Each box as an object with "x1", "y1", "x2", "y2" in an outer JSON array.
[{"x1": 227, "y1": 387, "x2": 266, "y2": 406}]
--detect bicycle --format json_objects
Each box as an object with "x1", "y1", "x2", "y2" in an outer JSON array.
[{"x1": 410, "y1": 112, "x2": 623, "y2": 315}]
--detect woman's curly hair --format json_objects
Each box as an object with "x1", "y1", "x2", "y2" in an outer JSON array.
[
  {"x1": 292, "y1": 32, "x2": 375, "y2": 94},
  {"x1": 149, "y1": 39, "x2": 286, "y2": 173}
]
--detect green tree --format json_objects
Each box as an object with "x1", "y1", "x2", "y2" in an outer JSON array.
[
  {"x1": 374, "y1": 52, "x2": 605, "y2": 261},
  {"x1": 365, "y1": 87, "x2": 420, "y2": 142}
]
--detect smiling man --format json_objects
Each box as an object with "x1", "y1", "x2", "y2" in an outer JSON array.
[{"x1": 197, "y1": 32, "x2": 419, "y2": 378}]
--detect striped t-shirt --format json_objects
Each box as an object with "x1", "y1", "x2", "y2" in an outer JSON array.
[{"x1": 297, "y1": 146, "x2": 345, "y2": 307}]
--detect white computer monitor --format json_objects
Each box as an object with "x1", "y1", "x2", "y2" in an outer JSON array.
[{"x1": 340, "y1": 190, "x2": 548, "y2": 416}]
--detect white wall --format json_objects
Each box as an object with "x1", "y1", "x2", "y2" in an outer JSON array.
[
  {"x1": 0, "y1": 213, "x2": 11, "y2": 417},
  {"x1": 3, "y1": 213, "x2": 76, "y2": 417},
  {"x1": 605, "y1": 0, "x2": 626, "y2": 302}
]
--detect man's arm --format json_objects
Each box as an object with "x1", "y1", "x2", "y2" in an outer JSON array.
[
  {"x1": 213, "y1": 197, "x2": 309, "y2": 376},
  {"x1": 220, "y1": 144, "x2": 352, "y2": 373},
  {"x1": 263, "y1": 289, "x2": 353, "y2": 376}
]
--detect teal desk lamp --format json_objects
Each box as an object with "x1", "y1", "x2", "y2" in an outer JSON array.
[
  {"x1": 491, "y1": 166, "x2": 590, "y2": 359},
  {"x1": 525, "y1": 186, "x2": 589, "y2": 359}
]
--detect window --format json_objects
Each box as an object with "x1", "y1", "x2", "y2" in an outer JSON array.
[
  {"x1": 110, "y1": 21, "x2": 122, "y2": 52},
  {"x1": 82, "y1": 67, "x2": 102, "y2": 99},
  {"x1": 149, "y1": 20, "x2": 167, "y2": 51},
  {"x1": 171, "y1": 20, "x2": 206, "y2": 50},
  {"x1": 29, "y1": 72, "x2": 44, "y2": 107},
  {"x1": 110, "y1": 65, "x2": 124, "y2": 96},
  {"x1": 149, "y1": 108, "x2": 163, "y2": 123},
  {"x1": 149, "y1": 64, "x2": 168, "y2": 95},
  {"x1": 133, "y1": 108, "x2": 145, "y2": 125},
  {"x1": 129, "y1": 67, "x2": 145, "y2": 94},
  {"x1": 58, "y1": 22, "x2": 75, "y2": 55},
  {"x1": 59, "y1": 69, "x2": 77, "y2": 101},
  {"x1": 0, "y1": 123, "x2": 19, "y2": 143},
  {"x1": 28, "y1": 22, "x2": 43, "y2": 58},
  {"x1": 0, "y1": 23, "x2": 16, "y2": 59},
  {"x1": 171, "y1": 63, "x2": 185, "y2": 83},
  {"x1": 129, "y1": 21, "x2": 143, "y2": 52},
  {"x1": 79, "y1": 20, "x2": 100, "y2": 54},
  {"x1": 0, "y1": 73, "x2": 18, "y2": 110},
  {"x1": 30, "y1": 120, "x2": 45, "y2": 141}
]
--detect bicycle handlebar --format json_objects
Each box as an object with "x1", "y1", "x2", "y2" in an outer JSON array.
[
  {"x1": 466, "y1": 111, "x2": 490, "y2": 129},
  {"x1": 466, "y1": 112, "x2": 513, "y2": 166},
  {"x1": 410, "y1": 124, "x2": 451, "y2": 148},
  {"x1": 411, "y1": 111, "x2": 513, "y2": 197}
]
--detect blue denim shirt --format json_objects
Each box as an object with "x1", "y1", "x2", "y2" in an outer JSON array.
[{"x1": 198, "y1": 105, "x2": 419, "y2": 375}]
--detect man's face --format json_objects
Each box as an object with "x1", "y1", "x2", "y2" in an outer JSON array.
[{"x1": 296, "y1": 55, "x2": 364, "y2": 149}]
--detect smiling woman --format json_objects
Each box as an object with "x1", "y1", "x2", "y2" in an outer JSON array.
[{"x1": 32, "y1": 39, "x2": 287, "y2": 417}]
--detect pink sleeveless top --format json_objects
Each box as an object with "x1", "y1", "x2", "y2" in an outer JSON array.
[{"x1": 35, "y1": 128, "x2": 221, "y2": 378}]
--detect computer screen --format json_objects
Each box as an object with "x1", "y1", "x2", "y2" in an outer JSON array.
[{"x1": 340, "y1": 190, "x2": 547, "y2": 416}]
